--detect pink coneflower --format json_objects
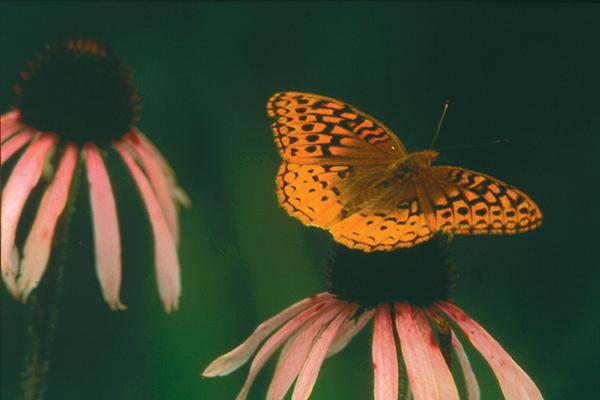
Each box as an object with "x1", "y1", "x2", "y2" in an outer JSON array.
[
  {"x1": 203, "y1": 239, "x2": 542, "y2": 399},
  {"x1": 1, "y1": 39, "x2": 188, "y2": 312}
]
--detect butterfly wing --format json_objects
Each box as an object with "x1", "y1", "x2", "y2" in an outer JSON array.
[
  {"x1": 277, "y1": 162, "x2": 433, "y2": 251},
  {"x1": 268, "y1": 92, "x2": 406, "y2": 165},
  {"x1": 423, "y1": 166, "x2": 543, "y2": 235},
  {"x1": 319, "y1": 166, "x2": 542, "y2": 252},
  {"x1": 329, "y1": 194, "x2": 434, "y2": 252},
  {"x1": 276, "y1": 163, "x2": 352, "y2": 228}
]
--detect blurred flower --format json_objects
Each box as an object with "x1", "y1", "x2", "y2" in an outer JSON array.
[
  {"x1": 1, "y1": 39, "x2": 189, "y2": 312},
  {"x1": 203, "y1": 239, "x2": 542, "y2": 399}
]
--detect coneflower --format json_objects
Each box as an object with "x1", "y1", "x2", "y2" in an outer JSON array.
[
  {"x1": 1, "y1": 38, "x2": 189, "y2": 312},
  {"x1": 203, "y1": 237, "x2": 542, "y2": 400}
]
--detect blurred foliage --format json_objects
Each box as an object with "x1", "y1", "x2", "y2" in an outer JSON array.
[{"x1": 1, "y1": 2, "x2": 599, "y2": 399}]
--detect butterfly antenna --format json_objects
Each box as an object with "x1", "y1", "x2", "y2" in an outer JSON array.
[
  {"x1": 430, "y1": 100, "x2": 450, "y2": 149},
  {"x1": 441, "y1": 138, "x2": 510, "y2": 151}
]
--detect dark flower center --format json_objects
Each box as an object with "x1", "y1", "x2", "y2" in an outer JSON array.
[
  {"x1": 326, "y1": 235, "x2": 455, "y2": 308},
  {"x1": 15, "y1": 39, "x2": 139, "y2": 143}
]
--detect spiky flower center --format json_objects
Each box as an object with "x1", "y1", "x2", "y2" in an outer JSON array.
[
  {"x1": 15, "y1": 38, "x2": 139, "y2": 143},
  {"x1": 327, "y1": 236, "x2": 456, "y2": 308}
]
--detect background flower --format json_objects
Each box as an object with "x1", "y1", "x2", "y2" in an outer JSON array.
[{"x1": 1, "y1": 39, "x2": 188, "y2": 312}]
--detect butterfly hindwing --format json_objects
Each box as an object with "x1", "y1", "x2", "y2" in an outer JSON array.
[
  {"x1": 329, "y1": 195, "x2": 433, "y2": 252},
  {"x1": 268, "y1": 92, "x2": 406, "y2": 164},
  {"x1": 276, "y1": 163, "x2": 352, "y2": 228}
]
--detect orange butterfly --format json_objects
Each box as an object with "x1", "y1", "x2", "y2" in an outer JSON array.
[{"x1": 268, "y1": 92, "x2": 543, "y2": 252}]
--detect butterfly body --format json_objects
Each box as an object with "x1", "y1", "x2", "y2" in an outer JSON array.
[{"x1": 268, "y1": 92, "x2": 542, "y2": 252}]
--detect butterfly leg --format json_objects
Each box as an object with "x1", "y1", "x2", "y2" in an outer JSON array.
[{"x1": 415, "y1": 184, "x2": 437, "y2": 234}]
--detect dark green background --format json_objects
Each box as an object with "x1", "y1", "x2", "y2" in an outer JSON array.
[{"x1": 2, "y1": 2, "x2": 599, "y2": 399}]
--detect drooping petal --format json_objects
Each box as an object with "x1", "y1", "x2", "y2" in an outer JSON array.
[
  {"x1": 202, "y1": 292, "x2": 333, "y2": 377},
  {"x1": 1, "y1": 134, "x2": 56, "y2": 294},
  {"x1": 394, "y1": 303, "x2": 459, "y2": 400},
  {"x1": 1, "y1": 110, "x2": 22, "y2": 142},
  {"x1": 437, "y1": 302, "x2": 543, "y2": 400},
  {"x1": 292, "y1": 303, "x2": 358, "y2": 400},
  {"x1": 132, "y1": 129, "x2": 190, "y2": 208},
  {"x1": 17, "y1": 144, "x2": 78, "y2": 300},
  {"x1": 451, "y1": 331, "x2": 480, "y2": 400},
  {"x1": 413, "y1": 308, "x2": 459, "y2": 400},
  {"x1": 114, "y1": 141, "x2": 180, "y2": 313},
  {"x1": 1, "y1": 130, "x2": 34, "y2": 166},
  {"x1": 124, "y1": 132, "x2": 180, "y2": 245},
  {"x1": 236, "y1": 299, "x2": 342, "y2": 400},
  {"x1": 372, "y1": 304, "x2": 399, "y2": 400},
  {"x1": 267, "y1": 303, "x2": 345, "y2": 400},
  {"x1": 84, "y1": 143, "x2": 125, "y2": 311},
  {"x1": 327, "y1": 308, "x2": 374, "y2": 358}
]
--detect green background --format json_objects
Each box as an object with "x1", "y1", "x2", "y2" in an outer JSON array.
[{"x1": 2, "y1": 2, "x2": 599, "y2": 399}]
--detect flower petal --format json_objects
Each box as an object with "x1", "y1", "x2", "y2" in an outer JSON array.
[
  {"x1": 451, "y1": 331, "x2": 480, "y2": 400},
  {"x1": 1, "y1": 134, "x2": 56, "y2": 295},
  {"x1": 133, "y1": 129, "x2": 190, "y2": 208},
  {"x1": 292, "y1": 303, "x2": 358, "y2": 400},
  {"x1": 327, "y1": 308, "x2": 374, "y2": 358},
  {"x1": 124, "y1": 132, "x2": 180, "y2": 245},
  {"x1": 202, "y1": 292, "x2": 333, "y2": 377},
  {"x1": 17, "y1": 144, "x2": 78, "y2": 300},
  {"x1": 437, "y1": 302, "x2": 543, "y2": 400},
  {"x1": 413, "y1": 308, "x2": 459, "y2": 399},
  {"x1": 236, "y1": 299, "x2": 342, "y2": 400},
  {"x1": 267, "y1": 302, "x2": 345, "y2": 400},
  {"x1": 1, "y1": 110, "x2": 22, "y2": 142},
  {"x1": 372, "y1": 304, "x2": 398, "y2": 400},
  {"x1": 84, "y1": 143, "x2": 125, "y2": 311},
  {"x1": 1, "y1": 130, "x2": 34, "y2": 166},
  {"x1": 394, "y1": 303, "x2": 459, "y2": 400},
  {"x1": 114, "y1": 141, "x2": 180, "y2": 313}
]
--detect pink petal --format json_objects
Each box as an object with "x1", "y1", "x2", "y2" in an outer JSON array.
[
  {"x1": 132, "y1": 129, "x2": 190, "y2": 208},
  {"x1": 1, "y1": 110, "x2": 22, "y2": 142},
  {"x1": 437, "y1": 302, "x2": 543, "y2": 400},
  {"x1": 114, "y1": 141, "x2": 180, "y2": 313},
  {"x1": 394, "y1": 303, "x2": 459, "y2": 400},
  {"x1": 17, "y1": 144, "x2": 78, "y2": 300},
  {"x1": 372, "y1": 304, "x2": 399, "y2": 400},
  {"x1": 124, "y1": 132, "x2": 180, "y2": 245},
  {"x1": 202, "y1": 292, "x2": 333, "y2": 377},
  {"x1": 1, "y1": 134, "x2": 56, "y2": 294},
  {"x1": 451, "y1": 331, "x2": 480, "y2": 400},
  {"x1": 327, "y1": 308, "x2": 374, "y2": 358},
  {"x1": 267, "y1": 302, "x2": 346, "y2": 400},
  {"x1": 292, "y1": 303, "x2": 358, "y2": 400},
  {"x1": 1, "y1": 130, "x2": 34, "y2": 166},
  {"x1": 413, "y1": 309, "x2": 459, "y2": 399},
  {"x1": 236, "y1": 299, "x2": 342, "y2": 400},
  {"x1": 84, "y1": 143, "x2": 125, "y2": 311}
]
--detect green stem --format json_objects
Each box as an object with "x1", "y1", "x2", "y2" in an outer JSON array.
[
  {"x1": 22, "y1": 255, "x2": 64, "y2": 400},
  {"x1": 21, "y1": 161, "x2": 80, "y2": 400}
]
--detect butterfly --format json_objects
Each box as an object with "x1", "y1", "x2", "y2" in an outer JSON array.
[{"x1": 267, "y1": 92, "x2": 543, "y2": 252}]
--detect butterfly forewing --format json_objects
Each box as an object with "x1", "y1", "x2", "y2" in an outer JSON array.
[
  {"x1": 427, "y1": 167, "x2": 543, "y2": 234},
  {"x1": 268, "y1": 92, "x2": 406, "y2": 164}
]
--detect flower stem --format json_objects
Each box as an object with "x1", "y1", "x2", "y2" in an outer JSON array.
[
  {"x1": 22, "y1": 257, "x2": 64, "y2": 400},
  {"x1": 21, "y1": 162, "x2": 81, "y2": 400}
]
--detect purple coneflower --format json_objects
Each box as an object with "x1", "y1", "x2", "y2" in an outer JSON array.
[
  {"x1": 203, "y1": 238, "x2": 542, "y2": 399},
  {"x1": 1, "y1": 39, "x2": 188, "y2": 312}
]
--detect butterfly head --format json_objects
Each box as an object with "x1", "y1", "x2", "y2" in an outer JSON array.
[{"x1": 408, "y1": 149, "x2": 439, "y2": 167}]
